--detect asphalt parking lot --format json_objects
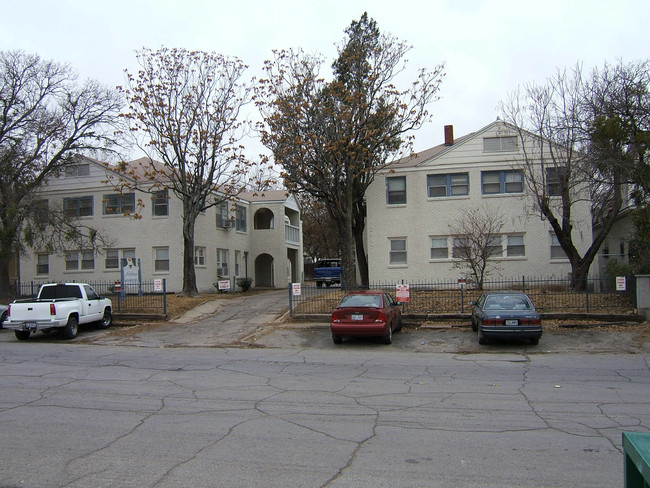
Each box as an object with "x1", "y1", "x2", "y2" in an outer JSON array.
[{"x1": 1, "y1": 288, "x2": 648, "y2": 354}]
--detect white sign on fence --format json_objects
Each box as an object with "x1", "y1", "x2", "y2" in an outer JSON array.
[
  {"x1": 218, "y1": 280, "x2": 231, "y2": 291},
  {"x1": 616, "y1": 276, "x2": 627, "y2": 291},
  {"x1": 292, "y1": 283, "x2": 302, "y2": 296},
  {"x1": 154, "y1": 279, "x2": 163, "y2": 292}
]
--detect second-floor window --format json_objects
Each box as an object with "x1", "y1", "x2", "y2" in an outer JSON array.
[
  {"x1": 103, "y1": 193, "x2": 136, "y2": 215},
  {"x1": 430, "y1": 237, "x2": 449, "y2": 259},
  {"x1": 481, "y1": 170, "x2": 524, "y2": 195},
  {"x1": 427, "y1": 173, "x2": 469, "y2": 198},
  {"x1": 236, "y1": 205, "x2": 247, "y2": 231},
  {"x1": 545, "y1": 167, "x2": 566, "y2": 197},
  {"x1": 152, "y1": 190, "x2": 169, "y2": 217},
  {"x1": 63, "y1": 196, "x2": 93, "y2": 217},
  {"x1": 217, "y1": 203, "x2": 229, "y2": 228},
  {"x1": 386, "y1": 176, "x2": 406, "y2": 205}
]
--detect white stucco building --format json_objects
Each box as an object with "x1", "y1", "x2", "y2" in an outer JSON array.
[
  {"x1": 18, "y1": 156, "x2": 303, "y2": 292},
  {"x1": 365, "y1": 121, "x2": 594, "y2": 283}
]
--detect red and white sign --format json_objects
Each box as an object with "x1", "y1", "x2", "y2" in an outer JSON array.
[
  {"x1": 292, "y1": 283, "x2": 302, "y2": 296},
  {"x1": 616, "y1": 276, "x2": 626, "y2": 291},
  {"x1": 218, "y1": 280, "x2": 231, "y2": 291},
  {"x1": 396, "y1": 284, "x2": 410, "y2": 303}
]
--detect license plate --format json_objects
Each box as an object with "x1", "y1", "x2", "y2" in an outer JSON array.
[
  {"x1": 24, "y1": 322, "x2": 37, "y2": 331},
  {"x1": 351, "y1": 314, "x2": 364, "y2": 321},
  {"x1": 505, "y1": 319, "x2": 519, "y2": 326}
]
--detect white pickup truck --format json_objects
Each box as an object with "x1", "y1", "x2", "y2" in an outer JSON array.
[{"x1": 4, "y1": 283, "x2": 112, "y2": 341}]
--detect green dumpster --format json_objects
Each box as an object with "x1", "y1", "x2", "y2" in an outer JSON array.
[{"x1": 623, "y1": 432, "x2": 650, "y2": 488}]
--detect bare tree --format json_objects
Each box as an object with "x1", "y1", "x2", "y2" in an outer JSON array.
[
  {"x1": 448, "y1": 205, "x2": 505, "y2": 290},
  {"x1": 300, "y1": 195, "x2": 341, "y2": 261},
  {"x1": 114, "y1": 47, "x2": 253, "y2": 296},
  {"x1": 500, "y1": 61, "x2": 643, "y2": 289},
  {"x1": 0, "y1": 50, "x2": 124, "y2": 285}
]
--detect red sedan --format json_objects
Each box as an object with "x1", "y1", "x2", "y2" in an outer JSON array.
[{"x1": 330, "y1": 290, "x2": 403, "y2": 345}]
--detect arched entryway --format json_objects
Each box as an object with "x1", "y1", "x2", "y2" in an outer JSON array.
[{"x1": 255, "y1": 253, "x2": 274, "y2": 287}]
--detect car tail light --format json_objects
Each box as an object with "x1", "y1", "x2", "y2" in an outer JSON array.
[
  {"x1": 7, "y1": 304, "x2": 10, "y2": 317},
  {"x1": 375, "y1": 311, "x2": 387, "y2": 323},
  {"x1": 481, "y1": 319, "x2": 503, "y2": 326},
  {"x1": 50, "y1": 303, "x2": 56, "y2": 316},
  {"x1": 521, "y1": 318, "x2": 541, "y2": 325}
]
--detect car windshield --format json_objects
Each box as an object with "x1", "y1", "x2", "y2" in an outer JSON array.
[
  {"x1": 338, "y1": 294, "x2": 382, "y2": 308},
  {"x1": 484, "y1": 295, "x2": 531, "y2": 311}
]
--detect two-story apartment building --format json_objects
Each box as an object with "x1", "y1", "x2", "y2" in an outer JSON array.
[
  {"x1": 18, "y1": 156, "x2": 303, "y2": 292},
  {"x1": 365, "y1": 120, "x2": 594, "y2": 283}
]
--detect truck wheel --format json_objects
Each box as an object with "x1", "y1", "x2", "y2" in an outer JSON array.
[
  {"x1": 15, "y1": 330, "x2": 30, "y2": 341},
  {"x1": 62, "y1": 316, "x2": 78, "y2": 339},
  {"x1": 316, "y1": 281, "x2": 322, "y2": 288},
  {"x1": 0, "y1": 311, "x2": 6, "y2": 328},
  {"x1": 99, "y1": 310, "x2": 112, "y2": 328}
]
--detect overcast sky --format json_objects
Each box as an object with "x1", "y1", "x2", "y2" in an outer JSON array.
[{"x1": 3, "y1": 0, "x2": 649, "y2": 160}]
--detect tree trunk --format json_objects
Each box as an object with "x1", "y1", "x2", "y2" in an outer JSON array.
[
  {"x1": 180, "y1": 211, "x2": 198, "y2": 296},
  {"x1": 353, "y1": 214, "x2": 368, "y2": 286},
  {"x1": 569, "y1": 260, "x2": 591, "y2": 291}
]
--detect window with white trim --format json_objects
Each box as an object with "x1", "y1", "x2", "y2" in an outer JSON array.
[
  {"x1": 506, "y1": 235, "x2": 525, "y2": 257},
  {"x1": 217, "y1": 203, "x2": 229, "y2": 228},
  {"x1": 483, "y1": 136, "x2": 518, "y2": 152},
  {"x1": 550, "y1": 234, "x2": 567, "y2": 260},
  {"x1": 105, "y1": 249, "x2": 136, "y2": 269},
  {"x1": 154, "y1": 247, "x2": 170, "y2": 271},
  {"x1": 430, "y1": 237, "x2": 449, "y2": 259},
  {"x1": 545, "y1": 167, "x2": 566, "y2": 197},
  {"x1": 65, "y1": 251, "x2": 95, "y2": 270},
  {"x1": 236, "y1": 205, "x2": 247, "y2": 231},
  {"x1": 194, "y1": 246, "x2": 206, "y2": 266},
  {"x1": 36, "y1": 254, "x2": 49, "y2": 275},
  {"x1": 389, "y1": 238, "x2": 407, "y2": 265},
  {"x1": 152, "y1": 190, "x2": 169, "y2": 217},
  {"x1": 235, "y1": 250, "x2": 241, "y2": 276},
  {"x1": 64, "y1": 163, "x2": 90, "y2": 177},
  {"x1": 386, "y1": 176, "x2": 406, "y2": 205},
  {"x1": 217, "y1": 248, "x2": 229, "y2": 276},
  {"x1": 486, "y1": 236, "x2": 503, "y2": 258}
]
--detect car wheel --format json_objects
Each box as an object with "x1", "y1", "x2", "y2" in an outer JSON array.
[
  {"x1": 62, "y1": 316, "x2": 78, "y2": 339},
  {"x1": 529, "y1": 337, "x2": 539, "y2": 345},
  {"x1": 0, "y1": 311, "x2": 6, "y2": 328},
  {"x1": 478, "y1": 328, "x2": 486, "y2": 345},
  {"x1": 332, "y1": 333, "x2": 343, "y2": 344},
  {"x1": 99, "y1": 310, "x2": 112, "y2": 329},
  {"x1": 15, "y1": 330, "x2": 30, "y2": 341},
  {"x1": 383, "y1": 326, "x2": 392, "y2": 345}
]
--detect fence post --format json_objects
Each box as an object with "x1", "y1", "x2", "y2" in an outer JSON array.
[
  {"x1": 288, "y1": 283, "x2": 293, "y2": 317},
  {"x1": 522, "y1": 276, "x2": 526, "y2": 294},
  {"x1": 163, "y1": 279, "x2": 167, "y2": 315},
  {"x1": 585, "y1": 275, "x2": 590, "y2": 313}
]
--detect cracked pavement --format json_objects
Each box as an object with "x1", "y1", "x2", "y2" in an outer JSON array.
[{"x1": 0, "y1": 291, "x2": 649, "y2": 487}]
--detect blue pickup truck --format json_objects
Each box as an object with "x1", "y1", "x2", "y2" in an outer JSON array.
[{"x1": 314, "y1": 259, "x2": 342, "y2": 288}]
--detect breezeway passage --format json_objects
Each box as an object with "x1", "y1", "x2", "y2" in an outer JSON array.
[{"x1": 0, "y1": 343, "x2": 647, "y2": 487}]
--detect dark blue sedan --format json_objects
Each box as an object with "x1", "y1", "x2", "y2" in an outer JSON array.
[{"x1": 470, "y1": 291, "x2": 542, "y2": 345}]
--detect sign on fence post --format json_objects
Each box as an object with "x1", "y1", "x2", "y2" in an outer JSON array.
[
  {"x1": 616, "y1": 276, "x2": 627, "y2": 291},
  {"x1": 292, "y1": 283, "x2": 302, "y2": 296},
  {"x1": 396, "y1": 284, "x2": 410, "y2": 303}
]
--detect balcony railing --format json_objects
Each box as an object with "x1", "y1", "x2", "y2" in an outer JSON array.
[{"x1": 285, "y1": 224, "x2": 300, "y2": 245}]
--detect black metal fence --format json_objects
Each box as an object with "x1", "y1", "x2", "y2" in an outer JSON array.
[
  {"x1": 289, "y1": 276, "x2": 637, "y2": 316},
  {"x1": 0, "y1": 280, "x2": 167, "y2": 315}
]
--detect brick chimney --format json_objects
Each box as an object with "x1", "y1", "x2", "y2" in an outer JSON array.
[{"x1": 444, "y1": 125, "x2": 454, "y2": 146}]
